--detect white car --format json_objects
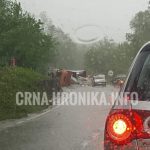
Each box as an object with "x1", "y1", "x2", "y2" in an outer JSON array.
[
  {"x1": 104, "y1": 42, "x2": 150, "y2": 150},
  {"x1": 92, "y1": 74, "x2": 106, "y2": 86}
]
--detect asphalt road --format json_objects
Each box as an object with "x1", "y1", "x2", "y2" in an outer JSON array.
[{"x1": 0, "y1": 85, "x2": 117, "y2": 150}]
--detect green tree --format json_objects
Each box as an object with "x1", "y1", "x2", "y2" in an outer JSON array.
[
  {"x1": 40, "y1": 13, "x2": 86, "y2": 70},
  {"x1": 85, "y1": 39, "x2": 131, "y2": 75},
  {"x1": 0, "y1": 0, "x2": 56, "y2": 72},
  {"x1": 126, "y1": 10, "x2": 150, "y2": 57}
]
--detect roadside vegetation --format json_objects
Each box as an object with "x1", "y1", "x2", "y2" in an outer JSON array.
[
  {"x1": 0, "y1": 67, "x2": 52, "y2": 120},
  {"x1": 0, "y1": 0, "x2": 84, "y2": 120}
]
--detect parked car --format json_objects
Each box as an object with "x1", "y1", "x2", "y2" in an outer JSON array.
[
  {"x1": 104, "y1": 42, "x2": 150, "y2": 149},
  {"x1": 92, "y1": 74, "x2": 106, "y2": 86}
]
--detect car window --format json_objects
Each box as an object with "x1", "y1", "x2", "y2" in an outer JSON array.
[
  {"x1": 125, "y1": 51, "x2": 150, "y2": 101},
  {"x1": 94, "y1": 76, "x2": 105, "y2": 79},
  {"x1": 137, "y1": 54, "x2": 150, "y2": 99}
]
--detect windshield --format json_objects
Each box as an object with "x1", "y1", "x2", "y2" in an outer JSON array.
[
  {"x1": 0, "y1": 0, "x2": 150, "y2": 150},
  {"x1": 94, "y1": 76, "x2": 105, "y2": 79}
]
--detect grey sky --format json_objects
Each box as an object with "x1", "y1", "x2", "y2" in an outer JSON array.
[{"x1": 17, "y1": 0, "x2": 148, "y2": 43}]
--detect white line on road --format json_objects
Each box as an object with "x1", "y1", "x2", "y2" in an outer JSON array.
[{"x1": 0, "y1": 89, "x2": 72, "y2": 131}]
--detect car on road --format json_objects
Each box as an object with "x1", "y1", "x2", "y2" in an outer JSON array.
[
  {"x1": 92, "y1": 74, "x2": 106, "y2": 86},
  {"x1": 113, "y1": 74, "x2": 127, "y2": 88},
  {"x1": 104, "y1": 42, "x2": 150, "y2": 150},
  {"x1": 112, "y1": 74, "x2": 127, "y2": 86}
]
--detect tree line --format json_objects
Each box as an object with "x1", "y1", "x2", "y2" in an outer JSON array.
[
  {"x1": 0, "y1": 0, "x2": 85, "y2": 73},
  {"x1": 1, "y1": 0, "x2": 150, "y2": 76},
  {"x1": 85, "y1": 5, "x2": 150, "y2": 75}
]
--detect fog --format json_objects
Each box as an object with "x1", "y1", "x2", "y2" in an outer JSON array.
[{"x1": 16, "y1": 0, "x2": 148, "y2": 42}]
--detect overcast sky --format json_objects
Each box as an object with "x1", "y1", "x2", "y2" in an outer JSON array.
[{"x1": 17, "y1": 0, "x2": 148, "y2": 43}]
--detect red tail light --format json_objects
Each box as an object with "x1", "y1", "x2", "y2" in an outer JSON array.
[
  {"x1": 133, "y1": 110, "x2": 150, "y2": 139},
  {"x1": 106, "y1": 110, "x2": 150, "y2": 145},
  {"x1": 107, "y1": 113, "x2": 133, "y2": 143}
]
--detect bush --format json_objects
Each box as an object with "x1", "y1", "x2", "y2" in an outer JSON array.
[{"x1": 0, "y1": 67, "x2": 52, "y2": 120}]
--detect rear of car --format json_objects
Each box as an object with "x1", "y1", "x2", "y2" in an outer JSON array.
[
  {"x1": 104, "y1": 42, "x2": 150, "y2": 150},
  {"x1": 113, "y1": 74, "x2": 126, "y2": 88},
  {"x1": 93, "y1": 74, "x2": 106, "y2": 86}
]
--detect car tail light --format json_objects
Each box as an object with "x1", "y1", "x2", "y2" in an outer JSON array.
[
  {"x1": 106, "y1": 110, "x2": 150, "y2": 145},
  {"x1": 133, "y1": 110, "x2": 150, "y2": 139},
  {"x1": 120, "y1": 80, "x2": 124, "y2": 84},
  {"x1": 107, "y1": 113, "x2": 133, "y2": 143}
]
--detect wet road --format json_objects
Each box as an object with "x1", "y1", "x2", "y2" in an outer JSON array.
[{"x1": 0, "y1": 85, "x2": 117, "y2": 150}]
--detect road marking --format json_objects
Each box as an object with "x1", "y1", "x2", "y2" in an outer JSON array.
[{"x1": 0, "y1": 90, "x2": 72, "y2": 131}]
